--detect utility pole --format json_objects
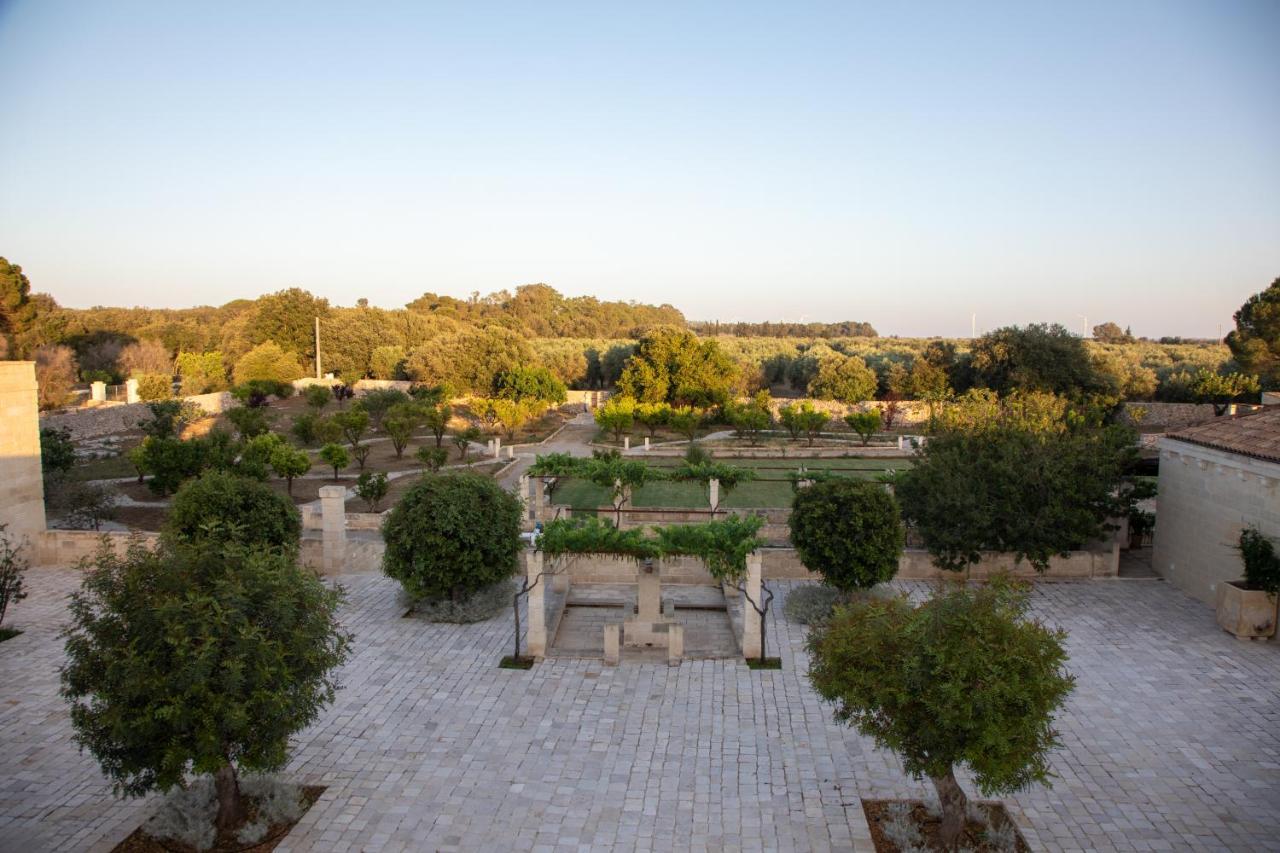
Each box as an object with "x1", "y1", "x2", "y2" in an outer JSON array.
[
  {"x1": 971, "y1": 312, "x2": 976, "y2": 339},
  {"x1": 314, "y1": 316, "x2": 322, "y2": 379}
]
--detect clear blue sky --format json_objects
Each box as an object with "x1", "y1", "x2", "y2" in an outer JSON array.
[{"x1": 1, "y1": 1, "x2": 1276, "y2": 338}]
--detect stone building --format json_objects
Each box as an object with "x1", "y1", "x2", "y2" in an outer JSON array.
[
  {"x1": 1152, "y1": 407, "x2": 1280, "y2": 604},
  {"x1": 0, "y1": 361, "x2": 46, "y2": 557}
]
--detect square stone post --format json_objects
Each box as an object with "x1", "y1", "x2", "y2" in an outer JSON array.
[
  {"x1": 623, "y1": 436, "x2": 630, "y2": 450},
  {"x1": 90, "y1": 380, "x2": 106, "y2": 402},
  {"x1": 532, "y1": 477, "x2": 545, "y2": 521},
  {"x1": 492, "y1": 436, "x2": 502, "y2": 458},
  {"x1": 506, "y1": 445, "x2": 515, "y2": 459},
  {"x1": 643, "y1": 436, "x2": 650, "y2": 451},
  {"x1": 517, "y1": 474, "x2": 531, "y2": 520},
  {"x1": 741, "y1": 551, "x2": 763, "y2": 660},
  {"x1": 525, "y1": 549, "x2": 547, "y2": 658},
  {"x1": 125, "y1": 378, "x2": 140, "y2": 404},
  {"x1": 603, "y1": 624, "x2": 620, "y2": 665},
  {"x1": 318, "y1": 485, "x2": 347, "y2": 574},
  {"x1": 708, "y1": 478, "x2": 720, "y2": 514},
  {"x1": 668, "y1": 624, "x2": 684, "y2": 666},
  {"x1": 0, "y1": 362, "x2": 47, "y2": 562}
]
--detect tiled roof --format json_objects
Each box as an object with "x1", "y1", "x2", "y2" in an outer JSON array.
[{"x1": 1167, "y1": 406, "x2": 1280, "y2": 464}]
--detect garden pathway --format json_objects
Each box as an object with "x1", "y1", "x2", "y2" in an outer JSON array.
[{"x1": 0, "y1": 571, "x2": 1277, "y2": 852}]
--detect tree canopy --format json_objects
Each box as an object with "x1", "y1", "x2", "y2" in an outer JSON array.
[
  {"x1": 895, "y1": 417, "x2": 1138, "y2": 571},
  {"x1": 60, "y1": 536, "x2": 349, "y2": 830},
  {"x1": 970, "y1": 323, "x2": 1100, "y2": 397},
  {"x1": 807, "y1": 577, "x2": 1074, "y2": 845},
  {"x1": 1225, "y1": 278, "x2": 1280, "y2": 387},
  {"x1": 616, "y1": 327, "x2": 741, "y2": 406}
]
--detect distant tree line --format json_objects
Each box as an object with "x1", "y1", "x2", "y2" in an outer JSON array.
[{"x1": 689, "y1": 319, "x2": 878, "y2": 338}]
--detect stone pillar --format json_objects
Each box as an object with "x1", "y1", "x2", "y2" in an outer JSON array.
[
  {"x1": 318, "y1": 485, "x2": 347, "y2": 574},
  {"x1": 506, "y1": 445, "x2": 515, "y2": 459},
  {"x1": 644, "y1": 437, "x2": 650, "y2": 451},
  {"x1": 603, "y1": 624, "x2": 620, "y2": 666},
  {"x1": 636, "y1": 565, "x2": 661, "y2": 620},
  {"x1": 517, "y1": 474, "x2": 531, "y2": 520},
  {"x1": 526, "y1": 549, "x2": 547, "y2": 658},
  {"x1": 708, "y1": 478, "x2": 720, "y2": 513},
  {"x1": 623, "y1": 436, "x2": 630, "y2": 450},
  {"x1": 90, "y1": 381, "x2": 106, "y2": 402},
  {"x1": 741, "y1": 551, "x2": 763, "y2": 660},
  {"x1": 125, "y1": 378, "x2": 140, "y2": 404},
  {"x1": 668, "y1": 624, "x2": 684, "y2": 666},
  {"x1": 532, "y1": 477, "x2": 545, "y2": 521},
  {"x1": 0, "y1": 362, "x2": 46, "y2": 562},
  {"x1": 492, "y1": 437, "x2": 502, "y2": 458}
]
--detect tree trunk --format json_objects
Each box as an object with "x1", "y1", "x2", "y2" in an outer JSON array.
[
  {"x1": 930, "y1": 767, "x2": 969, "y2": 847},
  {"x1": 214, "y1": 763, "x2": 246, "y2": 832}
]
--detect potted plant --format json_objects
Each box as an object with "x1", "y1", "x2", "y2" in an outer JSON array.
[{"x1": 1217, "y1": 527, "x2": 1279, "y2": 640}]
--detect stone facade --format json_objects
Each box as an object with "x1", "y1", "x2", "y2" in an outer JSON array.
[
  {"x1": 0, "y1": 362, "x2": 46, "y2": 559},
  {"x1": 1152, "y1": 437, "x2": 1280, "y2": 604}
]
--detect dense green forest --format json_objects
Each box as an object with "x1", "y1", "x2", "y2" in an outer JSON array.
[{"x1": 2, "y1": 256, "x2": 1274, "y2": 410}]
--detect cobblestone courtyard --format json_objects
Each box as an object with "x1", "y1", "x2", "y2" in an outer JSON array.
[{"x1": 1, "y1": 569, "x2": 1277, "y2": 852}]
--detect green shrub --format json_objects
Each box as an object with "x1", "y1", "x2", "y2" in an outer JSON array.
[
  {"x1": 40, "y1": 426, "x2": 76, "y2": 476},
  {"x1": 789, "y1": 479, "x2": 903, "y2": 592},
  {"x1": 227, "y1": 405, "x2": 274, "y2": 440},
  {"x1": 844, "y1": 410, "x2": 881, "y2": 445},
  {"x1": 319, "y1": 443, "x2": 349, "y2": 480},
  {"x1": 135, "y1": 372, "x2": 173, "y2": 402},
  {"x1": 354, "y1": 471, "x2": 389, "y2": 512},
  {"x1": 782, "y1": 584, "x2": 843, "y2": 625},
  {"x1": 381, "y1": 473, "x2": 522, "y2": 603},
  {"x1": 232, "y1": 342, "x2": 303, "y2": 386},
  {"x1": 166, "y1": 470, "x2": 301, "y2": 552},
  {"x1": 270, "y1": 445, "x2": 312, "y2": 495},
  {"x1": 0, "y1": 524, "x2": 28, "y2": 629},
  {"x1": 303, "y1": 383, "x2": 332, "y2": 412},
  {"x1": 139, "y1": 399, "x2": 200, "y2": 440},
  {"x1": 1238, "y1": 527, "x2": 1280, "y2": 595},
  {"x1": 290, "y1": 412, "x2": 322, "y2": 446},
  {"x1": 417, "y1": 446, "x2": 448, "y2": 472},
  {"x1": 139, "y1": 436, "x2": 209, "y2": 496}
]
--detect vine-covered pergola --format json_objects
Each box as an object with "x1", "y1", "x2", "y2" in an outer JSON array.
[{"x1": 511, "y1": 515, "x2": 775, "y2": 665}]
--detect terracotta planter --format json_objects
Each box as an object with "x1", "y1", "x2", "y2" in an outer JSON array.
[{"x1": 1215, "y1": 581, "x2": 1278, "y2": 640}]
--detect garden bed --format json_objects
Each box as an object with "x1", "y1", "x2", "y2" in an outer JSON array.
[
  {"x1": 862, "y1": 799, "x2": 1027, "y2": 852},
  {"x1": 111, "y1": 785, "x2": 325, "y2": 853}
]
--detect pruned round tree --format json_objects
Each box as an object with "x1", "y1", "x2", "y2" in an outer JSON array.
[
  {"x1": 60, "y1": 536, "x2": 350, "y2": 833},
  {"x1": 807, "y1": 577, "x2": 1074, "y2": 846},
  {"x1": 166, "y1": 469, "x2": 301, "y2": 553},
  {"x1": 381, "y1": 472, "x2": 523, "y2": 604},
  {"x1": 895, "y1": 421, "x2": 1136, "y2": 572},
  {"x1": 789, "y1": 478, "x2": 903, "y2": 591}
]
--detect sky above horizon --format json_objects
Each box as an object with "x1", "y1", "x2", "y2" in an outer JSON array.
[{"x1": 1, "y1": 1, "x2": 1277, "y2": 339}]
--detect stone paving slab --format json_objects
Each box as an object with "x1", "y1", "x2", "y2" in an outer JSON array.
[{"x1": 1, "y1": 568, "x2": 1278, "y2": 852}]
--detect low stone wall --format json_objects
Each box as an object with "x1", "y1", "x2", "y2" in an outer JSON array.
[
  {"x1": 548, "y1": 546, "x2": 1117, "y2": 584},
  {"x1": 37, "y1": 530, "x2": 160, "y2": 566},
  {"x1": 40, "y1": 392, "x2": 234, "y2": 441},
  {"x1": 1120, "y1": 402, "x2": 1222, "y2": 429}
]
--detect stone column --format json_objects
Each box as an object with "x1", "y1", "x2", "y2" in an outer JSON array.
[
  {"x1": 643, "y1": 437, "x2": 650, "y2": 451},
  {"x1": 636, "y1": 565, "x2": 661, "y2": 621},
  {"x1": 0, "y1": 362, "x2": 46, "y2": 562},
  {"x1": 668, "y1": 624, "x2": 684, "y2": 666},
  {"x1": 708, "y1": 478, "x2": 720, "y2": 514},
  {"x1": 517, "y1": 474, "x2": 531, "y2": 520},
  {"x1": 623, "y1": 436, "x2": 630, "y2": 450},
  {"x1": 525, "y1": 549, "x2": 547, "y2": 658},
  {"x1": 506, "y1": 445, "x2": 515, "y2": 459},
  {"x1": 125, "y1": 378, "x2": 140, "y2": 404},
  {"x1": 603, "y1": 624, "x2": 620, "y2": 665},
  {"x1": 741, "y1": 551, "x2": 763, "y2": 660},
  {"x1": 90, "y1": 381, "x2": 106, "y2": 402},
  {"x1": 532, "y1": 477, "x2": 545, "y2": 521},
  {"x1": 318, "y1": 485, "x2": 347, "y2": 574}
]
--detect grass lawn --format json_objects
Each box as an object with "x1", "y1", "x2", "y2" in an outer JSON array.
[{"x1": 549, "y1": 457, "x2": 908, "y2": 509}]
